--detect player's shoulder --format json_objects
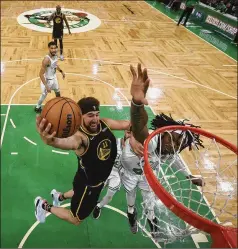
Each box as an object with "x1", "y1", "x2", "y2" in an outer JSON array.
[{"x1": 42, "y1": 55, "x2": 50, "y2": 65}]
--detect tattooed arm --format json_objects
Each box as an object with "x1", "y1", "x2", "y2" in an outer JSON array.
[{"x1": 130, "y1": 63, "x2": 150, "y2": 144}]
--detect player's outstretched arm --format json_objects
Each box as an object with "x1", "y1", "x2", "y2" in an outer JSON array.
[
  {"x1": 130, "y1": 63, "x2": 150, "y2": 144},
  {"x1": 36, "y1": 116, "x2": 82, "y2": 150}
]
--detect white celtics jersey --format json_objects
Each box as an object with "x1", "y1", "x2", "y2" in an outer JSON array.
[
  {"x1": 121, "y1": 135, "x2": 159, "y2": 175},
  {"x1": 44, "y1": 55, "x2": 58, "y2": 79},
  {"x1": 112, "y1": 138, "x2": 123, "y2": 171}
]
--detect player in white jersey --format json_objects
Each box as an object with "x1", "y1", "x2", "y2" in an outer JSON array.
[
  {"x1": 35, "y1": 41, "x2": 65, "y2": 113},
  {"x1": 92, "y1": 131, "x2": 131, "y2": 219},
  {"x1": 122, "y1": 63, "x2": 205, "y2": 237}
]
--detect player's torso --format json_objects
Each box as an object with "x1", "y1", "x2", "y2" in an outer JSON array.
[
  {"x1": 45, "y1": 55, "x2": 58, "y2": 79},
  {"x1": 75, "y1": 120, "x2": 117, "y2": 185},
  {"x1": 121, "y1": 137, "x2": 159, "y2": 175},
  {"x1": 53, "y1": 13, "x2": 64, "y2": 29}
]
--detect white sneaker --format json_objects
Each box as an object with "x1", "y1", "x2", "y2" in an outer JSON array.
[
  {"x1": 60, "y1": 54, "x2": 64, "y2": 61},
  {"x1": 51, "y1": 189, "x2": 63, "y2": 207},
  {"x1": 34, "y1": 196, "x2": 46, "y2": 223}
]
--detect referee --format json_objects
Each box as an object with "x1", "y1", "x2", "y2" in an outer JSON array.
[{"x1": 177, "y1": 0, "x2": 199, "y2": 27}]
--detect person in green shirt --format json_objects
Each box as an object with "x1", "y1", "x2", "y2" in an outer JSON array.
[{"x1": 177, "y1": 0, "x2": 199, "y2": 26}]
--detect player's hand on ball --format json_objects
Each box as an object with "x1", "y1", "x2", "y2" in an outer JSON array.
[
  {"x1": 36, "y1": 116, "x2": 56, "y2": 145},
  {"x1": 130, "y1": 63, "x2": 150, "y2": 105}
]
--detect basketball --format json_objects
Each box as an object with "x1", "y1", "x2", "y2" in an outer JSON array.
[{"x1": 40, "y1": 97, "x2": 82, "y2": 138}]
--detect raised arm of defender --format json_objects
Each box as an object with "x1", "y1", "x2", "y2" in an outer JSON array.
[{"x1": 130, "y1": 63, "x2": 150, "y2": 144}]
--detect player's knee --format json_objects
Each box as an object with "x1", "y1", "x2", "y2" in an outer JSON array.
[{"x1": 42, "y1": 92, "x2": 47, "y2": 98}]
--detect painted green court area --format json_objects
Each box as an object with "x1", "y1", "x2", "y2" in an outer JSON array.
[{"x1": 1, "y1": 105, "x2": 212, "y2": 248}]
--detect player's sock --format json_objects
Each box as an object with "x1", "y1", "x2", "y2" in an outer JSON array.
[
  {"x1": 127, "y1": 207, "x2": 138, "y2": 234},
  {"x1": 147, "y1": 217, "x2": 158, "y2": 233},
  {"x1": 42, "y1": 201, "x2": 53, "y2": 212},
  {"x1": 128, "y1": 205, "x2": 135, "y2": 214},
  {"x1": 36, "y1": 93, "x2": 47, "y2": 108},
  {"x1": 55, "y1": 91, "x2": 60, "y2": 97}
]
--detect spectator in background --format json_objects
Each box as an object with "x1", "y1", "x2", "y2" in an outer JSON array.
[
  {"x1": 215, "y1": 1, "x2": 227, "y2": 13},
  {"x1": 177, "y1": 0, "x2": 199, "y2": 26}
]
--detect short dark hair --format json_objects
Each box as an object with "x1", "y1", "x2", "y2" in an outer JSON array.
[
  {"x1": 48, "y1": 41, "x2": 57, "y2": 48},
  {"x1": 151, "y1": 113, "x2": 204, "y2": 152},
  {"x1": 77, "y1": 97, "x2": 100, "y2": 115}
]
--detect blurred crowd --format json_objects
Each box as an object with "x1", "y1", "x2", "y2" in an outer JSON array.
[
  {"x1": 162, "y1": 0, "x2": 238, "y2": 17},
  {"x1": 200, "y1": 0, "x2": 238, "y2": 16}
]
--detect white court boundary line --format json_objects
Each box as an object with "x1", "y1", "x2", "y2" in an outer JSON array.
[
  {"x1": 52, "y1": 150, "x2": 69, "y2": 155},
  {"x1": 2, "y1": 57, "x2": 237, "y2": 99},
  {"x1": 144, "y1": 1, "x2": 237, "y2": 63},
  {"x1": 23, "y1": 136, "x2": 37, "y2": 146},
  {"x1": 0, "y1": 77, "x2": 39, "y2": 148},
  {"x1": 18, "y1": 203, "x2": 161, "y2": 248},
  {"x1": 10, "y1": 118, "x2": 16, "y2": 128}
]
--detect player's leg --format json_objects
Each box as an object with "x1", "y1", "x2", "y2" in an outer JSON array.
[
  {"x1": 183, "y1": 7, "x2": 193, "y2": 26},
  {"x1": 71, "y1": 180, "x2": 104, "y2": 221},
  {"x1": 93, "y1": 171, "x2": 121, "y2": 219},
  {"x1": 52, "y1": 77, "x2": 61, "y2": 97},
  {"x1": 139, "y1": 177, "x2": 159, "y2": 238},
  {"x1": 177, "y1": 8, "x2": 187, "y2": 26},
  {"x1": 34, "y1": 196, "x2": 80, "y2": 225},
  {"x1": 140, "y1": 189, "x2": 158, "y2": 237},
  {"x1": 51, "y1": 188, "x2": 74, "y2": 207},
  {"x1": 121, "y1": 169, "x2": 139, "y2": 233},
  {"x1": 35, "y1": 82, "x2": 48, "y2": 113},
  {"x1": 59, "y1": 36, "x2": 64, "y2": 61}
]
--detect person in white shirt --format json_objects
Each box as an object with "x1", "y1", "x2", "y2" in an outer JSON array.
[{"x1": 35, "y1": 41, "x2": 65, "y2": 113}]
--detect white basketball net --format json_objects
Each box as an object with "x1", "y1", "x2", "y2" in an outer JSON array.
[{"x1": 138, "y1": 128, "x2": 237, "y2": 245}]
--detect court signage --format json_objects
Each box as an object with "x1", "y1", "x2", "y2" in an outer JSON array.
[{"x1": 205, "y1": 15, "x2": 237, "y2": 36}]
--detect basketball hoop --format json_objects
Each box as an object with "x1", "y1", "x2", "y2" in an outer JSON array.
[{"x1": 143, "y1": 125, "x2": 237, "y2": 248}]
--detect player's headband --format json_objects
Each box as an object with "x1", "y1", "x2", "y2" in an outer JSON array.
[{"x1": 81, "y1": 104, "x2": 99, "y2": 115}]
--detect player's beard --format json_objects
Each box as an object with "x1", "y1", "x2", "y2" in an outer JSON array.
[
  {"x1": 50, "y1": 51, "x2": 56, "y2": 57},
  {"x1": 84, "y1": 120, "x2": 99, "y2": 133},
  {"x1": 56, "y1": 9, "x2": 61, "y2": 15}
]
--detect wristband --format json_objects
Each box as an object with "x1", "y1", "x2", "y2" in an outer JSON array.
[{"x1": 131, "y1": 98, "x2": 144, "y2": 106}]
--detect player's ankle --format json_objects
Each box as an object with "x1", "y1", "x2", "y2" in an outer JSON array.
[{"x1": 58, "y1": 193, "x2": 66, "y2": 201}]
